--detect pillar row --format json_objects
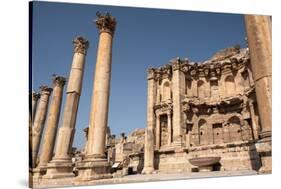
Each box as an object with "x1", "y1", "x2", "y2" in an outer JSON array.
[{"x1": 32, "y1": 86, "x2": 52, "y2": 168}]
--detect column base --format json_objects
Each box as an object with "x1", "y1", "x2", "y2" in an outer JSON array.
[
  {"x1": 141, "y1": 167, "x2": 155, "y2": 174},
  {"x1": 255, "y1": 135, "x2": 272, "y2": 174},
  {"x1": 43, "y1": 159, "x2": 75, "y2": 179},
  {"x1": 76, "y1": 158, "x2": 112, "y2": 181},
  {"x1": 32, "y1": 166, "x2": 47, "y2": 180}
]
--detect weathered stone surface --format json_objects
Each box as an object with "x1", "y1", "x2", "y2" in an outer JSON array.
[
  {"x1": 35, "y1": 76, "x2": 66, "y2": 178},
  {"x1": 43, "y1": 36, "x2": 89, "y2": 179}
]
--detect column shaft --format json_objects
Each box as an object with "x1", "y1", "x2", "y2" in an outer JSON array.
[
  {"x1": 244, "y1": 15, "x2": 272, "y2": 138},
  {"x1": 52, "y1": 38, "x2": 88, "y2": 160},
  {"x1": 87, "y1": 31, "x2": 113, "y2": 157},
  {"x1": 32, "y1": 86, "x2": 52, "y2": 168},
  {"x1": 142, "y1": 68, "x2": 156, "y2": 174},
  {"x1": 167, "y1": 112, "x2": 172, "y2": 146},
  {"x1": 43, "y1": 37, "x2": 88, "y2": 179},
  {"x1": 155, "y1": 115, "x2": 160, "y2": 149},
  {"x1": 31, "y1": 92, "x2": 40, "y2": 123},
  {"x1": 38, "y1": 76, "x2": 66, "y2": 167},
  {"x1": 172, "y1": 59, "x2": 185, "y2": 146},
  {"x1": 249, "y1": 101, "x2": 260, "y2": 140}
]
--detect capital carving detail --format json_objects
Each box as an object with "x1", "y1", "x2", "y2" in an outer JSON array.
[
  {"x1": 39, "y1": 85, "x2": 53, "y2": 95},
  {"x1": 32, "y1": 91, "x2": 40, "y2": 100},
  {"x1": 95, "y1": 12, "x2": 116, "y2": 34},
  {"x1": 73, "y1": 36, "x2": 89, "y2": 55},
  {"x1": 52, "y1": 75, "x2": 67, "y2": 87}
]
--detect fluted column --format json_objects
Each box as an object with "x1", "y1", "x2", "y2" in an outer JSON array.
[
  {"x1": 38, "y1": 76, "x2": 66, "y2": 169},
  {"x1": 76, "y1": 12, "x2": 116, "y2": 181},
  {"x1": 142, "y1": 68, "x2": 157, "y2": 174},
  {"x1": 44, "y1": 36, "x2": 89, "y2": 179},
  {"x1": 31, "y1": 91, "x2": 40, "y2": 123},
  {"x1": 244, "y1": 15, "x2": 272, "y2": 173},
  {"x1": 32, "y1": 86, "x2": 52, "y2": 168}
]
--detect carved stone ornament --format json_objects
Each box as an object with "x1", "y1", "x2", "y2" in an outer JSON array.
[
  {"x1": 73, "y1": 36, "x2": 89, "y2": 55},
  {"x1": 147, "y1": 68, "x2": 156, "y2": 80},
  {"x1": 95, "y1": 12, "x2": 117, "y2": 34},
  {"x1": 52, "y1": 75, "x2": 67, "y2": 87},
  {"x1": 39, "y1": 85, "x2": 53, "y2": 94}
]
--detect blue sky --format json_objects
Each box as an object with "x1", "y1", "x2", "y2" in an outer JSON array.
[{"x1": 32, "y1": 1, "x2": 247, "y2": 149}]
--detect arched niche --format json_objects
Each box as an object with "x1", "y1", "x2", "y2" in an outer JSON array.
[
  {"x1": 227, "y1": 116, "x2": 242, "y2": 142},
  {"x1": 198, "y1": 119, "x2": 209, "y2": 145},
  {"x1": 225, "y1": 75, "x2": 236, "y2": 96},
  {"x1": 162, "y1": 81, "x2": 171, "y2": 101}
]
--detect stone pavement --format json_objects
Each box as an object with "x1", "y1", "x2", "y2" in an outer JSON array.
[{"x1": 33, "y1": 170, "x2": 260, "y2": 188}]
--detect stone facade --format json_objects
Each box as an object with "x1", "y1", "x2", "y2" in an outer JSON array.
[
  {"x1": 30, "y1": 14, "x2": 271, "y2": 188},
  {"x1": 141, "y1": 46, "x2": 264, "y2": 173}
]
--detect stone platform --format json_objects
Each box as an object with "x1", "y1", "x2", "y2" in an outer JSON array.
[{"x1": 32, "y1": 170, "x2": 260, "y2": 188}]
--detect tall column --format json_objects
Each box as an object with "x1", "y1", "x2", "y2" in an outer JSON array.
[
  {"x1": 76, "y1": 12, "x2": 116, "y2": 181},
  {"x1": 244, "y1": 15, "x2": 272, "y2": 173},
  {"x1": 142, "y1": 68, "x2": 157, "y2": 174},
  {"x1": 31, "y1": 91, "x2": 40, "y2": 123},
  {"x1": 32, "y1": 86, "x2": 52, "y2": 168},
  {"x1": 34, "y1": 76, "x2": 66, "y2": 177},
  {"x1": 44, "y1": 36, "x2": 89, "y2": 179},
  {"x1": 155, "y1": 114, "x2": 160, "y2": 150},
  {"x1": 244, "y1": 15, "x2": 272, "y2": 139},
  {"x1": 167, "y1": 111, "x2": 172, "y2": 146},
  {"x1": 172, "y1": 58, "x2": 185, "y2": 147}
]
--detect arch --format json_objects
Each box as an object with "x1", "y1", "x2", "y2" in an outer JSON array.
[
  {"x1": 227, "y1": 116, "x2": 242, "y2": 142},
  {"x1": 197, "y1": 80, "x2": 205, "y2": 98},
  {"x1": 162, "y1": 81, "x2": 171, "y2": 101},
  {"x1": 225, "y1": 75, "x2": 236, "y2": 96},
  {"x1": 198, "y1": 119, "x2": 209, "y2": 145}
]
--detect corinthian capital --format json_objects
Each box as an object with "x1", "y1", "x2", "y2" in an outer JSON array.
[
  {"x1": 73, "y1": 36, "x2": 89, "y2": 55},
  {"x1": 95, "y1": 12, "x2": 116, "y2": 35},
  {"x1": 39, "y1": 85, "x2": 53, "y2": 95},
  {"x1": 52, "y1": 75, "x2": 67, "y2": 87}
]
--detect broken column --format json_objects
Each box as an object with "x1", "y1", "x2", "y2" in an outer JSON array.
[
  {"x1": 43, "y1": 36, "x2": 89, "y2": 179},
  {"x1": 244, "y1": 15, "x2": 272, "y2": 173},
  {"x1": 76, "y1": 12, "x2": 116, "y2": 181},
  {"x1": 142, "y1": 68, "x2": 156, "y2": 174},
  {"x1": 32, "y1": 86, "x2": 53, "y2": 168},
  {"x1": 34, "y1": 76, "x2": 66, "y2": 178}
]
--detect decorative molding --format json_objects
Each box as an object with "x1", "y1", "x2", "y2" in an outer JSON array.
[
  {"x1": 52, "y1": 75, "x2": 67, "y2": 87},
  {"x1": 73, "y1": 36, "x2": 89, "y2": 55},
  {"x1": 95, "y1": 12, "x2": 116, "y2": 35}
]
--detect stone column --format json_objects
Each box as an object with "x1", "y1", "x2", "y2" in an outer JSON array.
[
  {"x1": 167, "y1": 111, "x2": 172, "y2": 146},
  {"x1": 43, "y1": 36, "x2": 89, "y2": 179},
  {"x1": 32, "y1": 86, "x2": 52, "y2": 168},
  {"x1": 172, "y1": 58, "x2": 185, "y2": 147},
  {"x1": 31, "y1": 92, "x2": 40, "y2": 123},
  {"x1": 142, "y1": 68, "x2": 157, "y2": 174},
  {"x1": 244, "y1": 15, "x2": 272, "y2": 173},
  {"x1": 155, "y1": 114, "x2": 160, "y2": 150},
  {"x1": 34, "y1": 76, "x2": 66, "y2": 177},
  {"x1": 76, "y1": 12, "x2": 116, "y2": 181},
  {"x1": 248, "y1": 100, "x2": 260, "y2": 140}
]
